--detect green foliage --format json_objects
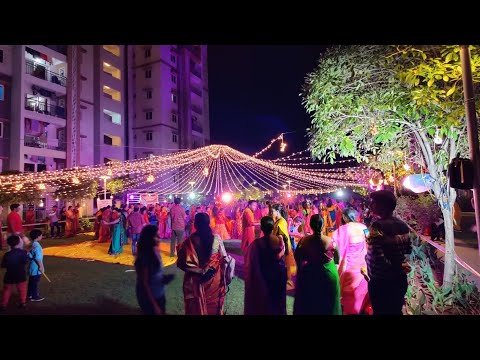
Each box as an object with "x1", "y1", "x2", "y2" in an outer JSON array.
[
  {"x1": 303, "y1": 45, "x2": 480, "y2": 171},
  {"x1": 405, "y1": 234, "x2": 480, "y2": 315},
  {"x1": 79, "y1": 218, "x2": 93, "y2": 231},
  {"x1": 396, "y1": 195, "x2": 442, "y2": 231},
  {"x1": 106, "y1": 179, "x2": 125, "y2": 195},
  {"x1": 55, "y1": 181, "x2": 98, "y2": 201},
  {"x1": 0, "y1": 191, "x2": 42, "y2": 206}
]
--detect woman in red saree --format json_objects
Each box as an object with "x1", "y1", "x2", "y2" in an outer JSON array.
[
  {"x1": 177, "y1": 212, "x2": 226, "y2": 315},
  {"x1": 231, "y1": 206, "x2": 243, "y2": 240},
  {"x1": 98, "y1": 206, "x2": 112, "y2": 242}
]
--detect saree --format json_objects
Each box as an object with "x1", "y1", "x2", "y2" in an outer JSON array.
[
  {"x1": 108, "y1": 212, "x2": 124, "y2": 255},
  {"x1": 332, "y1": 222, "x2": 369, "y2": 315},
  {"x1": 65, "y1": 210, "x2": 75, "y2": 238},
  {"x1": 177, "y1": 235, "x2": 226, "y2": 315},
  {"x1": 241, "y1": 208, "x2": 256, "y2": 253},
  {"x1": 294, "y1": 235, "x2": 341, "y2": 315},
  {"x1": 244, "y1": 236, "x2": 287, "y2": 315},
  {"x1": 99, "y1": 209, "x2": 112, "y2": 242},
  {"x1": 273, "y1": 217, "x2": 296, "y2": 280}
]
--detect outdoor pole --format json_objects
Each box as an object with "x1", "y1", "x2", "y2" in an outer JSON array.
[
  {"x1": 460, "y1": 45, "x2": 480, "y2": 255},
  {"x1": 104, "y1": 179, "x2": 107, "y2": 200},
  {"x1": 392, "y1": 163, "x2": 397, "y2": 197}
]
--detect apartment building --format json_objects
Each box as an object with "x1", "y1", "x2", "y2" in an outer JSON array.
[{"x1": 129, "y1": 45, "x2": 210, "y2": 160}]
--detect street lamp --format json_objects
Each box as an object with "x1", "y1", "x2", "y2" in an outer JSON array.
[{"x1": 100, "y1": 175, "x2": 111, "y2": 200}]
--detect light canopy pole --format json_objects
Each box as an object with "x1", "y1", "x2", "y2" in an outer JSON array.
[
  {"x1": 100, "y1": 175, "x2": 110, "y2": 200},
  {"x1": 460, "y1": 45, "x2": 480, "y2": 255}
]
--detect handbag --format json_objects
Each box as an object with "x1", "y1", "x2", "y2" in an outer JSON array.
[{"x1": 218, "y1": 239, "x2": 235, "y2": 286}]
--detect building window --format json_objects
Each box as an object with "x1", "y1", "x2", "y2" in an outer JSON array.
[
  {"x1": 172, "y1": 133, "x2": 178, "y2": 143},
  {"x1": 24, "y1": 163, "x2": 35, "y2": 172},
  {"x1": 146, "y1": 90, "x2": 152, "y2": 99},
  {"x1": 37, "y1": 164, "x2": 47, "y2": 172},
  {"x1": 145, "y1": 48, "x2": 151, "y2": 58},
  {"x1": 0, "y1": 84, "x2": 4, "y2": 101},
  {"x1": 146, "y1": 132, "x2": 153, "y2": 141},
  {"x1": 172, "y1": 113, "x2": 177, "y2": 123},
  {"x1": 170, "y1": 54, "x2": 176, "y2": 63},
  {"x1": 145, "y1": 69, "x2": 152, "y2": 78},
  {"x1": 0, "y1": 122, "x2": 3, "y2": 138},
  {"x1": 171, "y1": 74, "x2": 176, "y2": 83},
  {"x1": 104, "y1": 135, "x2": 113, "y2": 145},
  {"x1": 146, "y1": 111, "x2": 153, "y2": 120},
  {"x1": 171, "y1": 94, "x2": 177, "y2": 104},
  {"x1": 0, "y1": 49, "x2": 3, "y2": 63}
]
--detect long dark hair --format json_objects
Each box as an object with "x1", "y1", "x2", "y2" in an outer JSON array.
[
  {"x1": 343, "y1": 208, "x2": 357, "y2": 223},
  {"x1": 260, "y1": 216, "x2": 275, "y2": 236},
  {"x1": 193, "y1": 212, "x2": 215, "y2": 265},
  {"x1": 135, "y1": 225, "x2": 160, "y2": 271},
  {"x1": 310, "y1": 214, "x2": 324, "y2": 237},
  {"x1": 271, "y1": 203, "x2": 288, "y2": 222}
]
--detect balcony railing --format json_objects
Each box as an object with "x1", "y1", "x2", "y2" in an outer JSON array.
[
  {"x1": 191, "y1": 67, "x2": 202, "y2": 79},
  {"x1": 25, "y1": 97, "x2": 66, "y2": 119},
  {"x1": 26, "y1": 61, "x2": 67, "y2": 87},
  {"x1": 192, "y1": 122, "x2": 203, "y2": 133},
  {"x1": 191, "y1": 86, "x2": 202, "y2": 97},
  {"x1": 24, "y1": 134, "x2": 66, "y2": 152},
  {"x1": 191, "y1": 104, "x2": 203, "y2": 115}
]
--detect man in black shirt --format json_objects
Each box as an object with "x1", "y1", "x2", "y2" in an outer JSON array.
[{"x1": 366, "y1": 190, "x2": 412, "y2": 315}]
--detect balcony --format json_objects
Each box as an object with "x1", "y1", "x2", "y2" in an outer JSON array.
[
  {"x1": 192, "y1": 122, "x2": 203, "y2": 133},
  {"x1": 24, "y1": 134, "x2": 66, "y2": 151},
  {"x1": 191, "y1": 104, "x2": 203, "y2": 115},
  {"x1": 191, "y1": 66, "x2": 202, "y2": 79},
  {"x1": 25, "y1": 96, "x2": 66, "y2": 119},
  {"x1": 191, "y1": 85, "x2": 202, "y2": 97},
  {"x1": 26, "y1": 60, "x2": 67, "y2": 87}
]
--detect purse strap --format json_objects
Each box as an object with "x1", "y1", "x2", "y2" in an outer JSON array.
[{"x1": 218, "y1": 238, "x2": 228, "y2": 258}]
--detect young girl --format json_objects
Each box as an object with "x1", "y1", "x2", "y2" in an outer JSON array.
[{"x1": 1, "y1": 235, "x2": 29, "y2": 311}]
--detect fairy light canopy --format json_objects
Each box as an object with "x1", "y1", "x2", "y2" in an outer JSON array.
[{"x1": 0, "y1": 145, "x2": 377, "y2": 197}]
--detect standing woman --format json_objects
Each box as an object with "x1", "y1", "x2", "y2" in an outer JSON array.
[
  {"x1": 108, "y1": 208, "x2": 123, "y2": 256},
  {"x1": 135, "y1": 225, "x2": 174, "y2": 315},
  {"x1": 65, "y1": 206, "x2": 75, "y2": 238},
  {"x1": 331, "y1": 207, "x2": 369, "y2": 315},
  {"x1": 294, "y1": 214, "x2": 341, "y2": 315},
  {"x1": 271, "y1": 204, "x2": 296, "y2": 289},
  {"x1": 176, "y1": 212, "x2": 226, "y2": 315},
  {"x1": 231, "y1": 206, "x2": 243, "y2": 240}
]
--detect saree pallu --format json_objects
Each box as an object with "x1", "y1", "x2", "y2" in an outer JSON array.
[
  {"x1": 274, "y1": 218, "x2": 296, "y2": 280},
  {"x1": 177, "y1": 236, "x2": 226, "y2": 315}
]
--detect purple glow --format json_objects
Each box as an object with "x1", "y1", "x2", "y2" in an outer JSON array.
[{"x1": 129, "y1": 195, "x2": 134, "y2": 200}]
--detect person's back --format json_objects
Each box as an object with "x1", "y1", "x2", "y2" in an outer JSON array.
[
  {"x1": 342, "y1": 222, "x2": 367, "y2": 269},
  {"x1": 367, "y1": 216, "x2": 411, "y2": 280},
  {"x1": 128, "y1": 211, "x2": 144, "y2": 234},
  {"x1": 1, "y1": 235, "x2": 29, "y2": 310},
  {"x1": 170, "y1": 204, "x2": 185, "y2": 231},
  {"x1": 366, "y1": 190, "x2": 412, "y2": 315}
]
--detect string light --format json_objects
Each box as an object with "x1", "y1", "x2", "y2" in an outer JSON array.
[
  {"x1": 0, "y1": 145, "x2": 377, "y2": 197},
  {"x1": 252, "y1": 133, "x2": 287, "y2": 158}
]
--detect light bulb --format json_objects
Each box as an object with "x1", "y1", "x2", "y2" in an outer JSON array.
[{"x1": 403, "y1": 163, "x2": 410, "y2": 171}]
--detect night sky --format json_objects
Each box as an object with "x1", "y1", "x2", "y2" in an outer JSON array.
[{"x1": 208, "y1": 45, "x2": 327, "y2": 158}]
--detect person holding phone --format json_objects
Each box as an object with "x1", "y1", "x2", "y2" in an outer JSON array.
[
  {"x1": 331, "y1": 208, "x2": 369, "y2": 315},
  {"x1": 135, "y1": 225, "x2": 174, "y2": 315}
]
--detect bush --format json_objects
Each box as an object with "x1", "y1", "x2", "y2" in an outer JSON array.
[
  {"x1": 396, "y1": 195, "x2": 442, "y2": 232},
  {"x1": 405, "y1": 234, "x2": 480, "y2": 315},
  {"x1": 79, "y1": 218, "x2": 93, "y2": 232}
]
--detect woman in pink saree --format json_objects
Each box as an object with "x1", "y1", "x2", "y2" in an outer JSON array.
[{"x1": 331, "y1": 207, "x2": 369, "y2": 315}]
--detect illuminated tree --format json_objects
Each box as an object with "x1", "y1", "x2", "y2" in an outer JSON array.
[
  {"x1": 303, "y1": 45, "x2": 480, "y2": 288},
  {"x1": 106, "y1": 178, "x2": 125, "y2": 196}
]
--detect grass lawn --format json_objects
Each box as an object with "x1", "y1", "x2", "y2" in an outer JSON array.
[{"x1": 0, "y1": 234, "x2": 294, "y2": 315}]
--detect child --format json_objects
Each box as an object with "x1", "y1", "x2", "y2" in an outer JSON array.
[
  {"x1": 1, "y1": 235, "x2": 29, "y2": 310},
  {"x1": 27, "y1": 229, "x2": 45, "y2": 302}
]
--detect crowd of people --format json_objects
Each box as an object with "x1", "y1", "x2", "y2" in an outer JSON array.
[
  {"x1": 127, "y1": 190, "x2": 412, "y2": 316},
  {"x1": 0, "y1": 189, "x2": 413, "y2": 315}
]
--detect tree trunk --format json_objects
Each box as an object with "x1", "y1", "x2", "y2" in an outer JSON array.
[{"x1": 441, "y1": 207, "x2": 456, "y2": 288}]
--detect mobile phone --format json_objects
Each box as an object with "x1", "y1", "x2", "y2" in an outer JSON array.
[{"x1": 363, "y1": 228, "x2": 370, "y2": 237}]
